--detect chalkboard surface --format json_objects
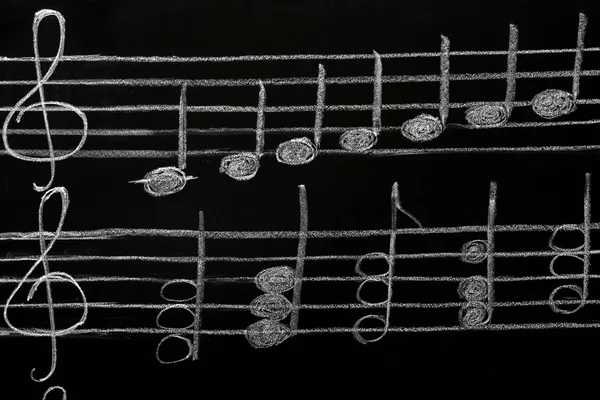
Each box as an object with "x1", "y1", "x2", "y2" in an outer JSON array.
[{"x1": 1, "y1": 0, "x2": 600, "y2": 397}]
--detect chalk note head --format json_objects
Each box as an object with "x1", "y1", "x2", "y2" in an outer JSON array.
[
  {"x1": 532, "y1": 89, "x2": 576, "y2": 119},
  {"x1": 219, "y1": 152, "x2": 260, "y2": 181},
  {"x1": 245, "y1": 319, "x2": 291, "y2": 348},
  {"x1": 459, "y1": 302, "x2": 490, "y2": 327},
  {"x1": 255, "y1": 265, "x2": 295, "y2": 293},
  {"x1": 276, "y1": 137, "x2": 317, "y2": 166},
  {"x1": 130, "y1": 166, "x2": 195, "y2": 197},
  {"x1": 464, "y1": 104, "x2": 509, "y2": 128},
  {"x1": 339, "y1": 128, "x2": 378, "y2": 152},
  {"x1": 401, "y1": 114, "x2": 444, "y2": 142},
  {"x1": 250, "y1": 293, "x2": 293, "y2": 321}
]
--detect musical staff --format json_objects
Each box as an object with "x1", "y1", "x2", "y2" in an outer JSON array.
[
  {"x1": 0, "y1": 173, "x2": 599, "y2": 367},
  {"x1": 2, "y1": 10, "x2": 600, "y2": 194}
]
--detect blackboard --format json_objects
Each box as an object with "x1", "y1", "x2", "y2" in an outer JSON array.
[{"x1": 1, "y1": 0, "x2": 599, "y2": 397}]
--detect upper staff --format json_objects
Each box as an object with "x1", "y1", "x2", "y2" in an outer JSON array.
[{"x1": 0, "y1": 10, "x2": 597, "y2": 195}]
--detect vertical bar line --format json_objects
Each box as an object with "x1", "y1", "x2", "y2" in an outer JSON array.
[
  {"x1": 255, "y1": 81, "x2": 266, "y2": 156},
  {"x1": 177, "y1": 83, "x2": 188, "y2": 170},
  {"x1": 572, "y1": 13, "x2": 588, "y2": 101},
  {"x1": 192, "y1": 211, "x2": 206, "y2": 361},
  {"x1": 439, "y1": 35, "x2": 450, "y2": 125},
  {"x1": 314, "y1": 64, "x2": 326, "y2": 150},
  {"x1": 290, "y1": 185, "x2": 308, "y2": 333},
  {"x1": 505, "y1": 25, "x2": 518, "y2": 116},
  {"x1": 486, "y1": 182, "x2": 498, "y2": 320},
  {"x1": 372, "y1": 51, "x2": 382, "y2": 134}
]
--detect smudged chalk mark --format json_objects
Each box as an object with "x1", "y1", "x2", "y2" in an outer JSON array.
[
  {"x1": 255, "y1": 266, "x2": 295, "y2": 293},
  {"x1": 130, "y1": 166, "x2": 196, "y2": 197},
  {"x1": 245, "y1": 319, "x2": 290, "y2": 348},
  {"x1": 250, "y1": 293, "x2": 293, "y2": 320},
  {"x1": 531, "y1": 89, "x2": 575, "y2": 119},
  {"x1": 401, "y1": 114, "x2": 444, "y2": 142}
]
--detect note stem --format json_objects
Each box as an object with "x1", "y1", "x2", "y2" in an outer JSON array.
[
  {"x1": 486, "y1": 182, "x2": 498, "y2": 321},
  {"x1": 255, "y1": 81, "x2": 266, "y2": 156},
  {"x1": 289, "y1": 185, "x2": 308, "y2": 335},
  {"x1": 572, "y1": 13, "x2": 587, "y2": 101},
  {"x1": 439, "y1": 35, "x2": 450, "y2": 126},
  {"x1": 178, "y1": 83, "x2": 188, "y2": 170},
  {"x1": 583, "y1": 173, "x2": 591, "y2": 301},
  {"x1": 372, "y1": 51, "x2": 382, "y2": 135},
  {"x1": 505, "y1": 25, "x2": 518, "y2": 116},
  {"x1": 192, "y1": 211, "x2": 206, "y2": 361},
  {"x1": 314, "y1": 64, "x2": 326, "y2": 151}
]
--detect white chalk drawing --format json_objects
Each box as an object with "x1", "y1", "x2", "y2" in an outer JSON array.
[
  {"x1": 1, "y1": 10, "x2": 599, "y2": 193},
  {"x1": 130, "y1": 84, "x2": 197, "y2": 195},
  {"x1": 3, "y1": 185, "x2": 87, "y2": 398},
  {"x1": 2, "y1": 10, "x2": 88, "y2": 192},
  {"x1": 1, "y1": 173, "x2": 598, "y2": 368}
]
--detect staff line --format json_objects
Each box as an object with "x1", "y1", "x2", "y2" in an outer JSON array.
[
  {"x1": 2, "y1": 98, "x2": 600, "y2": 113},
  {"x1": 2, "y1": 68, "x2": 600, "y2": 87},
  {"x1": 0, "y1": 274, "x2": 597, "y2": 284},
  {"x1": 2, "y1": 298, "x2": 599, "y2": 311},
  {"x1": 0, "y1": 250, "x2": 599, "y2": 263},
  {"x1": 0, "y1": 223, "x2": 594, "y2": 240},
  {"x1": 1, "y1": 47, "x2": 600, "y2": 62},
  {"x1": 2, "y1": 322, "x2": 600, "y2": 336},
  {"x1": 6, "y1": 145, "x2": 600, "y2": 158}
]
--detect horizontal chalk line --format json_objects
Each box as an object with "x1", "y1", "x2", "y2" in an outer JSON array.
[
  {"x1": 0, "y1": 223, "x2": 593, "y2": 240},
  {"x1": 0, "y1": 274, "x2": 596, "y2": 284},
  {"x1": 2, "y1": 98, "x2": 600, "y2": 113},
  {"x1": 5, "y1": 145, "x2": 600, "y2": 158},
  {"x1": 3, "y1": 322, "x2": 600, "y2": 337},
  {"x1": 2, "y1": 298, "x2": 598, "y2": 311},
  {"x1": 1, "y1": 48, "x2": 599, "y2": 62},
  {"x1": 1, "y1": 69, "x2": 600, "y2": 87},
  {"x1": 0, "y1": 249, "x2": 599, "y2": 263}
]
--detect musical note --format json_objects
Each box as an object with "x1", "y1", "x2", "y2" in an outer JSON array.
[
  {"x1": 1, "y1": 175, "x2": 600, "y2": 353},
  {"x1": 3, "y1": 186, "x2": 88, "y2": 382},
  {"x1": 220, "y1": 81, "x2": 265, "y2": 180},
  {"x1": 2, "y1": 9, "x2": 88, "y2": 192},
  {"x1": 276, "y1": 67, "x2": 325, "y2": 165},
  {"x1": 0, "y1": 10, "x2": 597, "y2": 186},
  {"x1": 458, "y1": 181, "x2": 497, "y2": 327},
  {"x1": 353, "y1": 182, "x2": 422, "y2": 344},
  {"x1": 547, "y1": 173, "x2": 591, "y2": 314},
  {"x1": 339, "y1": 52, "x2": 380, "y2": 152},
  {"x1": 155, "y1": 211, "x2": 206, "y2": 363},
  {"x1": 401, "y1": 36, "x2": 449, "y2": 142},
  {"x1": 245, "y1": 185, "x2": 307, "y2": 347},
  {"x1": 130, "y1": 84, "x2": 197, "y2": 196},
  {"x1": 465, "y1": 24, "x2": 518, "y2": 128},
  {"x1": 531, "y1": 13, "x2": 587, "y2": 119}
]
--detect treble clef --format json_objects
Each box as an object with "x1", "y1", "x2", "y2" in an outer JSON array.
[
  {"x1": 3, "y1": 186, "x2": 88, "y2": 383},
  {"x1": 2, "y1": 9, "x2": 88, "y2": 192}
]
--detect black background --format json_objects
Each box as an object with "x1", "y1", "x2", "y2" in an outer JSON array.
[{"x1": 0, "y1": 0, "x2": 600, "y2": 397}]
